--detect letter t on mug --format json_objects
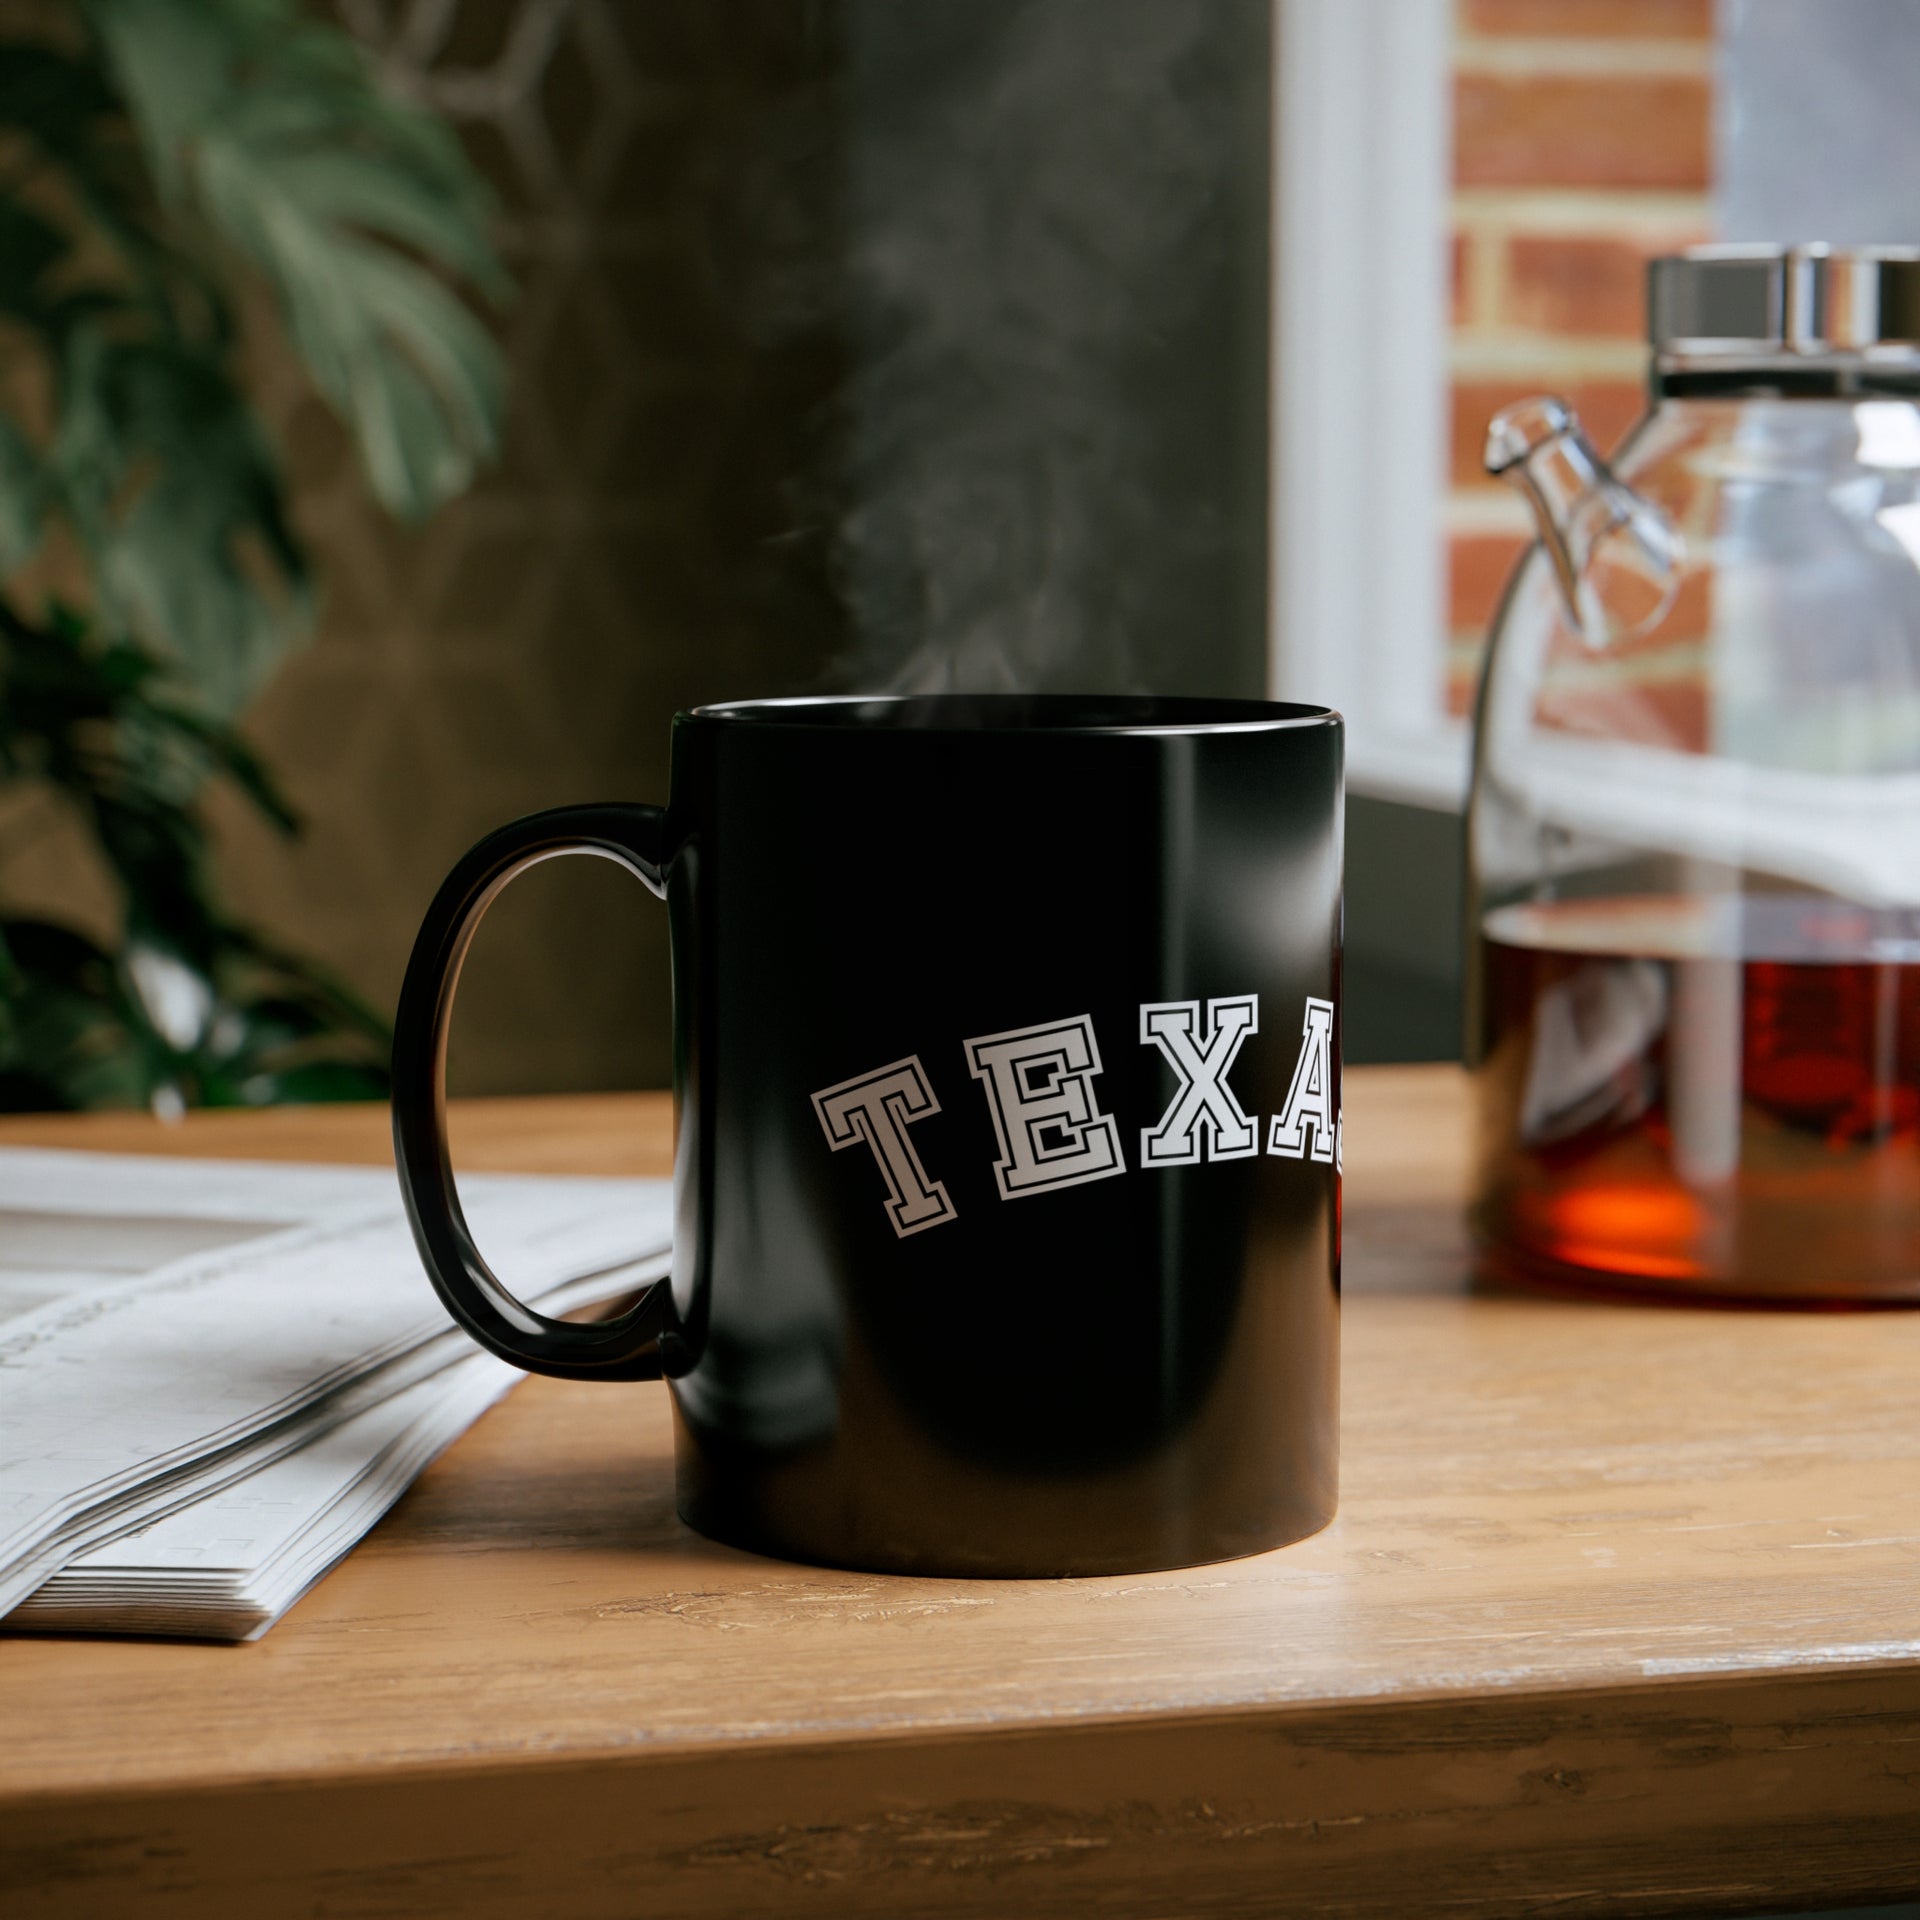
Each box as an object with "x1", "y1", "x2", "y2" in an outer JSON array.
[{"x1": 812, "y1": 1056, "x2": 958, "y2": 1238}]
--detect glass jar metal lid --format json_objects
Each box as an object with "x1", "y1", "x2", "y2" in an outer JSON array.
[{"x1": 1649, "y1": 244, "x2": 1920, "y2": 360}]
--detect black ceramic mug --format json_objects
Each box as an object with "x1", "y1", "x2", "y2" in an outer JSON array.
[{"x1": 393, "y1": 694, "x2": 1343, "y2": 1577}]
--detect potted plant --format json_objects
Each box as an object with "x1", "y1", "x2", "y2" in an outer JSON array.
[{"x1": 0, "y1": 0, "x2": 504, "y2": 1110}]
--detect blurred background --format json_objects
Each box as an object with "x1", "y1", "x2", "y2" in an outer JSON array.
[{"x1": 0, "y1": 0, "x2": 1900, "y2": 1107}]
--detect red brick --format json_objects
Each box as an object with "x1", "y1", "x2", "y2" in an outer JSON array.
[
  {"x1": 1507, "y1": 234, "x2": 1684, "y2": 339},
  {"x1": 1452, "y1": 233, "x2": 1471, "y2": 326},
  {"x1": 1464, "y1": 0, "x2": 1713, "y2": 37},
  {"x1": 1537, "y1": 676, "x2": 1708, "y2": 752},
  {"x1": 1449, "y1": 532, "x2": 1531, "y2": 633},
  {"x1": 1455, "y1": 74, "x2": 1710, "y2": 190},
  {"x1": 1445, "y1": 653, "x2": 1485, "y2": 720},
  {"x1": 1450, "y1": 377, "x2": 1647, "y2": 489},
  {"x1": 1624, "y1": 566, "x2": 1712, "y2": 646}
]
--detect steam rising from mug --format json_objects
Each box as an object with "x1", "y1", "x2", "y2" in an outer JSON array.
[{"x1": 767, "y1": 1, "x2": 1270, "y2": 696}]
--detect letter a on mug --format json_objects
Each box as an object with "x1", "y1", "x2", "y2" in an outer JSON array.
[
  {"x1": 965, "y1": 1014, "x2": 1125, "y2": 1200},
  {"x1": 1268, "y1": 997, "x2": 1337, "y2": 1163},
  {"x1": 813, "y1": 1057, "x2": 958, "y2": 1237}
]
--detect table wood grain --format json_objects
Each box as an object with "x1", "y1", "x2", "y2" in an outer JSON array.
[{"x1": 2, "y1": 1067, "x2": 1918, "y2": 1918}]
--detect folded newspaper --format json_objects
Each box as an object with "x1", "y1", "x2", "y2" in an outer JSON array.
[{"x1": 0, "y1": 1147, "x2": 671, "y2": 1641}]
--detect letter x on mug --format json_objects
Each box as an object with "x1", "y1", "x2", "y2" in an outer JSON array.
[{"x1": 393, "y1": 695, "x2": 1343, "y2": 1577}]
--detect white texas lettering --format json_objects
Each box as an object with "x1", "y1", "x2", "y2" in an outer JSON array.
[
  {"x1": 1268, "y1": 996, "x2": 1337, "y2": 1163},
  {"x1": 1138, "y1": 996, "x2": 1261, "y2": 1166},
  {"x1": 964, "y1": 1014, "x2": 1125, "y2": 1199},
  {"x1": 811, "y1": 1056, "x2": 958, "y2": 1237}
]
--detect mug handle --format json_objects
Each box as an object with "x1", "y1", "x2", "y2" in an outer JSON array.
[{"x1": 391, "y1": 803, "x2": 676, "y2": 1381}]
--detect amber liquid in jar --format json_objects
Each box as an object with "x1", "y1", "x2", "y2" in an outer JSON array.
[{"x1": 1474, "y1": 894, "x2": 1920, "y2": 1303}]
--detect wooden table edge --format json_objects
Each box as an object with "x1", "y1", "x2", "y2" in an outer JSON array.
[
  {"x1": 5, "y1": 1662, "x2": 1918, "y2": 1918},
  {"x1": 6, "y1": 1653, "x2": 1920, "y2": 1812}
]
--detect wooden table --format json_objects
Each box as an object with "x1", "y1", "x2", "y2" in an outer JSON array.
[{"x1": 2, "y1": 1067, "x2": 1918, "y2": 1919}]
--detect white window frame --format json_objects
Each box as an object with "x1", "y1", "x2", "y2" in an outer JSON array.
[{"x1": 1268, "y1": 0, "x2": 1467, "y2": 811}]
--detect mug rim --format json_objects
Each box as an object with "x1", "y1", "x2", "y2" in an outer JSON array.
[{"x1": 682, "y1": 694, "x2": 1341, "y2": 737}]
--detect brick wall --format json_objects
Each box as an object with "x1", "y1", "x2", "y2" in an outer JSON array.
[{"x1": 1444, "y1": 0, "x2": 1715, "y2": 715}]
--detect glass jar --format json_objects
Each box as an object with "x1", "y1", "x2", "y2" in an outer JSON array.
[{"x1": 1469, "y1": 245, "x2": 1920, "y2": 1304}]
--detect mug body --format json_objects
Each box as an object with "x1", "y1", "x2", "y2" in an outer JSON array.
[{"x1": 662, "y1": 694, "x2": 1342, "y2": 1577}]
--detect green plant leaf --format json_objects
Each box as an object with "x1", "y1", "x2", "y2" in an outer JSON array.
[
  {"x1": 0, "y1": 416, "x2": 46, "y2": 571},
  {"x1": 47, "y1": 328, "x2": 312, "y2": 711},
  {"x1": 86, "y1": 0, "x2": 508, "y2": 521},
  {"x1": 225, "y1": 216, "x2": 504, "y2": 516},
  {"x1": 0, "y1": 0, "x2": 483, "y2": 1112},
  {"x1": 0, "y1": 45, "x2": 120, "y2": 180},
  {"x1": 0, "y1": 39, "x2": 201, "y2": 330},
  {"x1": 72, "y1": 0, "x2": 228, "y2": 200},
  {"x1": 0, "y1": 917, "x2": 152, "y2": 1110},
  {"x1": 143, "y1": 697, "x2": 299, "y2": 832},
  {"x1": 0, "y1": 199, "x2": 69, "y2": 322}
]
